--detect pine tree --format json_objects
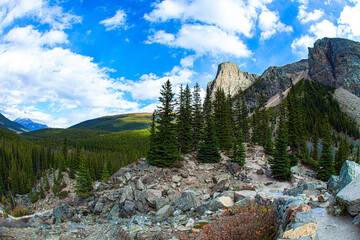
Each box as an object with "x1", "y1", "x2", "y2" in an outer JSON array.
[
  {"x1": 334, "y1": 138, "x2": 349, "y2": 174},
  {"x1": 234, "y1": 89, "x2": 249, "y2": 142},
  {"x1": 62, "y1": 137, "x2": 68, "y2": 165},
  {"x1": 271, "y1": 93, "x2": 290, "y2": 180},
  {"x1": 102, "y1": 163, "x2": 110, "y2": 182},
  {"x1": 39, "y1": 184, "x2": 45, "y2": 199},
  {"x1": 30, "y1": 188, "x2": 38, "y2": 203},
  {"x1": 213, "y1": 88, "x2": 232, "y2": 151},
  {"x1": 230, "y1": 132, "x2": 246, "y2": 167},
  {"x1": 177, "y1": 85, "x2": 193, "y2": 153},
  {"x1": 192, "y1": 83, "x2": 204, "y2": 150},
  {"x1": 147, "y1": 80, "x2": 179, "y2": 167},
  {"x1": 75, "y1": 150, "x2": 93, "y2": 199},
  {"x1": 318, "y1": 117, "x2": 334, "y2": 181},
  {"x1": 44, "y1": 174, "x2": 50, "y2": 191},
  {"x1": 310, "y1": 129, "x2": 319, "y2": 162},
  {"x1": 286, "y1": 86, "x2": 299, "y2": 166}
]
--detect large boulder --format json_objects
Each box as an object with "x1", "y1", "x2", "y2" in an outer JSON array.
[
  {"x1": 122, "y1": 200, "x2": 136, "y2": 218},
  {"x1": 53, "y1": 202, "x2": 73, "y2": 223},
  {"x1": 120, "y1": 186, "x2": 134, "y2": 203},
  {"x1": 337, "y1": 160, "x2": 360, "y2": 191},
  {"x1": 196, "y1": 196, "x2": 234, "y2": 214},
  {"x1": 175, "y1": 191, "x2": 200, "y2": 212},
  {"x1": 143, "y1": 189, "x2": 162, "y2": 207},
  {"x1": 133, "y1": 190, "x2": 149, "y2": 213},
  {"x1": 327, "y1": 175, "x2": 339, "y2": 192},
  {"x1": 337, "y1": 174, "x2": 360, "y2": 216},
  {"x1": 155, "y1": 205, "x2": 174, "y2": 222}
]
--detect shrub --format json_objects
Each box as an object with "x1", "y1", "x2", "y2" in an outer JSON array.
[
  {"x1": 10, "y1": 207, "x2": 29, "y2": 217},
  {"x1": 179, "y1": 201, "x2": 276, "y2": 240}
]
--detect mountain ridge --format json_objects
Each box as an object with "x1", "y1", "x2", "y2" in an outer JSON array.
[
  {"x1": 14, "y1": 118, "x2": 48, "y2": 131},
  {"x1": 0, "y1": 113, "x2": 29, "y2": 134}
]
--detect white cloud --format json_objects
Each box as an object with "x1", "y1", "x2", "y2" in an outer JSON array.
[
  {"x1": 338, "y1": 2, "x2": 360, "y2": 39},
  {"x1": 0, "y1": 0, "x2": 81, "y2": 32},
  {"x1": 147, "y1": 24, "x2": 252, "y2": 58},
  {"x1": 180, "y1": 55, "x2": 198, "y2": 67},
  {"x1": 291, "y1": 35, "x2": 314, "y2": 58},
  {"x1": 298, "y1": 5, "x2": 324, "y2": 23},
  {"x1": 100, "y1": 9, "x2": 127, "y2": 31},
  {"x1": 258, "y1": 10, "x2": 293, "y2": 41},
  {"x1": 145, "y1": 0, "x2": 292, "y2": 56}
]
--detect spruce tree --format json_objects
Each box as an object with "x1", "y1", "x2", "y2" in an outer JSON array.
[
  {"x1": 177, "y1": 85, "x2": 193, "y2": 153},
  {"x1": 334, "y1": 138, "x2": 349, "y2": 174},
  {"x1": 234, "y1": 89, "x2": 249, "y2": 141},
  {"x1": 40, "y1": 184, "x2": 45, "y2": 199},
  {"x1": 318, "y1": 117, "x2": 334, "y2": 181},
  {"x1": 147, "y1": 80, "x2": 179, "y2": 167},
  {"x1": 62, "y1": 137, "x2": 68, "y2": 165},
  {"x1": 356, "y1": 145, "x2": 360, "y2": 163},
  {"x1": 75, "y1": 151, "x2": 93, "y2": 199},
  {"x1": 102, "y1": 163, "x2": 111, "y2": 182},
  {"x1": 310, "y1": 129, "x2": 319, "y2": 162},
  {"x1": 230, "y1": 132, "x2": 246, "y2": 167},
  {"x1": 44, "y1": 174, "x2": 50, "y2": 191},
  {"x1": 271, "y1": 93, "x2": 290, "y2": 180},
  {"x1": 192, "y1": 83, "x2": 204, "y2": 150},
  {"x1": 30, "y1": 188, "x2": 38, "y2": 203},
  {"x1": 286, "y1": 86, "x2": 299, "y2": 166}
]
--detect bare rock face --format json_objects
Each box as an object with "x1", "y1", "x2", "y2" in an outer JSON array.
[
  {"x1": 207, "y1": 62, "x2": 256, "y2": 99},
  {"x1": 308, "y1": 37, "x2": 360, "y2": 97}
]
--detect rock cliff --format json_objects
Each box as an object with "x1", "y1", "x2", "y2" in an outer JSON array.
[
  {"x1": 207, "y1": 62, "x2": 256, "y2": 99},
  {"x1": 309, "y1": 38, "x2": 360, "y2": 97}
]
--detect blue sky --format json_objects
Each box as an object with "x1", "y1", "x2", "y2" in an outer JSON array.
[{"x1": 1, "y1": 0, "x2": 360, "y2": 128}]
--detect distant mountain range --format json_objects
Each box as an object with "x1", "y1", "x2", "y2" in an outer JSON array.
[
  {"x1": 0, "y1": 113, "x2": 29, "y2": 134},
  {"x1": 14, "y1": 118, "x2": 48, "y2": 131}
]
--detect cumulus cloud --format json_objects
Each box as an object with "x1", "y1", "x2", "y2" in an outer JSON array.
[
  {"x1": 297, "y1": 5, "x2": 324, "y2": 23},
  {"x1": 145, "y1": 0, "x2": 292, "y2": 58},
  {"x1": 100, "y1": 9, "x2": 127, "y2": 31},
  {"x1": 147, "y1": 24, "x2": 252, "y2": 58}
]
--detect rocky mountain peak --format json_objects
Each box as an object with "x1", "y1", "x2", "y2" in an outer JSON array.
[
  {"x1": 309, "y1": 37, "x2": 360, "y2": 97},
  {"x1": 207, "y1": 62, "x2": 256, "y2": 99}
]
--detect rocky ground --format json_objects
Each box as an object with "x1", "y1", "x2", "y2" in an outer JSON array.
[{"x1": 1, "y1": 145, "x2": 359, "y2": 240}]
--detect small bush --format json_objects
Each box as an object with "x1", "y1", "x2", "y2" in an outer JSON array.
[
  {"x1": 10, "y1": 207, "x2": 29, "y2": 217},
  {"x1": 174, "y1": 161, "x2": 184, "y2": 168},
  {"x1": 179, "y1": 201, "x2": 276, "y2": 240},
  {"x1": 58, "y1": 190, "x2": 69, "y2": 200}
]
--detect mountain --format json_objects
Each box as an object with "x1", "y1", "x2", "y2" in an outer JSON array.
[
  {"x1": 69, "y1": 113, "x2": 152, "y2": 132},
  {"x1": 0, "y1": 113, "x2": 29, "y2": 134},
  {"x1": 308, "y1": 37, "x2": 360, "y2": 97},
  {"x1": 14, "y1": 118, "x2": 48, "y2": 131},
  {"x1": 207, "y1": 62, "x2": 257, "y2": 99}
]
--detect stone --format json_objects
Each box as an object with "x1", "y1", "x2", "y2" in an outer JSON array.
[
  {"x1": 53, "y1": 202, "x2": 72, "y2": 223},
  {"x1": 196, "y1": 196, "x2": 234, "y2": 214},
  {"x1": 234, "y1": 190, "x2": 257, "y2": 202},
  {"x1": 107, "y1": 202, "x2": 122, "y2": 220},
  {"x1": 213, "y1": 174, "x2": 232, "y2": 184},
  {"x1": 291, "y1": 165, "x2": 304, "y2": 177},
  {"x1": 327, "y1": 175, "x2": 339, "y2": 192},
  {"x1": 122, "y1": 200, "x2": 136, "y2": 218},
  {"x1": 201, "y1": 194, "x2": 211, "y2": 201},
  {"x1": 219, "y1": 191, "x2": 235, "y2": 201},
  {"x1": 85, "y1": 224, "x2": 130, "y2": 240},
  {"x1": 94, "y1": 201, "x2": 104, "y2": 215},
  {"x1": 338, "y1": 160, "x2": 360, "y2": 191},
  {"x1": 185, "y1": 218, "x2": 195, "y2": 228},
  {"x1": 175, "y1": 191, "x2": 200, "y2": 212},
  {"x1": 211, "y1": 180, "x2": 230, "y2": 195},
  {"x1": 125, "y1": 172, "x2": 131, "y2": 181},
  {"x1": 136, "y1": 177, "x2": 145, "y2": 191},
  {"x1": 352, "y1": 214, "x2": 360, "y2": 225},
  {"x1": 336, "y1": 174, "x2": 360, "y2": 216},
  {"x1": 120, "y1": 186, "x2": 134, "y2": 203},
  {"x1": 228, "y1": 162, "x2": 240, "y2": 175},
  {"x1": 294, "y1": 211, "x2": 317, "y2": 224},
  {"x1": 143, "y1": 189, "x2": 162, "y2": 207},
  {"x1": 133, "y1": 190, "x2": 149, "y2": 214},
  {"x1": 281, "y1": 222, "x2": 317, "y2": 239},
  {"x1": 155, "y1": 198, "x2": 168, "y2": 211},
  {"x1": 181, "y1": 172, "x2": 189, "y2": 178},
  {"x1": 28, "y1": 216, "x2": 43, "y2": 227},
  {"x1": 256, "y1": 169, "x2": 264, "y2": 175},
  {"x1": 155, "y1": 205, "x2": 174, "y2": 222},
  {"x1": 318, "y1": 195, "x2": 325, "y2": 203},
  {"x1": 172, "y1": 175, "x2": 182, "y2": 183},
  {"x1": 104, "y1": 190, "x2": 121, "y2": 201}
]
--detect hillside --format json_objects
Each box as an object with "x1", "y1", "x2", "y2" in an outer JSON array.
[
  {"x1": 14, "y1": 118, "x2": 48, "y2": 131},
  {"x1": 0, "y1": 113, "x2": 29, "y2": 134},
  {"x1": 69, "y1": 113, "x2": 152, "y2": 132}
]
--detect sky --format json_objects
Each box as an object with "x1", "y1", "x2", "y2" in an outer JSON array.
[{"x1": 1, "y1": 0, "x2": 360, "y2": 128}]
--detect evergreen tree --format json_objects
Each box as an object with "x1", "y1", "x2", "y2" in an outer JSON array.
[
  {"x1": 147, "y1": 80, "x2": 179, "y2": 167},
  {"x1": 310, "y1": 129, "x2": 319, "y2": 162},
  {"x1": 213, "y1": 88, "x2": 232, "y2": 151},
  {"x1": 286, "y1": 86, "x2": 299, "y2": 166},
  {"x1": 334, "y1": 137, "x2": 349, "y2": 174},
  {"x1": 318, "y1": 117, "x2": 334, "y2": 181},
  {"x1": 29, "y1": 188, "x2": 38, "y2": 203},
  {"x1": 177, "y1": 85, "x2": 193, "y2": 153},
  {"x1": 192, "y1": 83, "x2": 204, "y2": 150},
  {"x1": 230, "y1": 132, "x2": 246, "y2": 167},
  {"x1": 102, "y1": 163, "x2": 110, "y2": 182},
  {"x1": 62, "y1": 137, "x2": 68, "y2": 165},
  {"x1": 39, "y1": 184, "x2": 45, "y2": 199},
  {"x1": 356, "y1": 145, "x2": 360, "y2": 163},
  {"x1": 75, "y1": 150, "x2": 93, "y2": 199},
  {"x1": 234, "y1": 90, "x2": 249, "y2": 142},
  {"x1": 271, "y1": 93, "x2": 290, "y2": 180},
  {"x1": 44, "y1": 174, "x2": 50, "y2": 191}
]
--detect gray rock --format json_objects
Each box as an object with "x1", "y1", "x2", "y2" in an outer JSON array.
[
  {"x1": 213, "y1": 173, "x2": 232, "y2": 184},
  {"x1": 107, "y1": 202, "x2": 122, "y2": 220},
  {"x1": 28, "y1": 216, "x2": 43, "y2": 227},
  {"x1": 338, "y1": 160, "x2": 360, "y2": 191},
  {"x1": 352, "y1": 214, "x2": 360, "y2": 225},
  {"x1": 133, "y1": 190, "x2": 149, "y2": 213},
  {"x1": 104, "y1": 190, "x2": 120, "y2": 201},
  {"x1": 120, "y1": 186, "x2": 134, "y2": 203},
  {"x1": 155, "y1": 198, "x2": 168, "y2": 211},
  {"x1": 201, "y1": 194, "x2": 211, "y2": 201},
  {"x1": 124, "y1": 172, "x2": 131, "y2": 181},
  {"x1": 294, "y1": 211, "x2": 317, "y2": 224},
  {"x1": 291, "y1": 165, "x2": 304, "y2": 177},
  {"x1": 172, "y1": 175, "x2": 182, "y2": 183},
  {"x1": 136, "y1": 177, "x2": 145, "y2": 190},
  {"x1": 175, "y1": 191, "x2": 200, "y2": 212},
  {"x1": 122, "y1": 200, "x2": 136, "y2": 218},
  {"x1": 143, "y1": 189, "x2": 162, "y2": 207},
  {"x1": 327, "y1": 175, "x2": 339, "y2": 192},
  {"x1": 337, "y1": 174, "x2": 360, "y2": 216},
  {"x1": 219, "y1": 191, "x2": 235, "y2": 201},
  {"x1": 196, "y1": 196, "x2": 234, "y2": 214},
  {"x1": 211, "y1": 180, "x2": 230, "y2": 195},
  {"x1": 85, "y1": 224, "x2": 130, "y2": 240},
  {"x1": 228, "y1": 162, "x2": 240, "y2": 175},
  {"x1": 53, "y1": 202, "x2": 72, "y2": 223},
  {"x1": 235, "y1": 190, "x2": 257, "y2": 201},
  {"x1": 94, "y1": 201, "x2": 104, "y2": 215},
  {"x1": 155, "y1": 205, "x2": 174, "y2": 222},
  {"x1": 185, "y1": 218, "x2": 195, "y2": 228}
]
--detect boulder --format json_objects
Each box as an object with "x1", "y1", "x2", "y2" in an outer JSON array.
[
  {"x1": 337, "y1": 174, "x2": 360, "y2": 216},
  {"x1": 85, "y1": 224, "x2": 130, "y2": 240},
  {"x1": 219, "y1": 191, "x2": 235, "y2": 201},
  {"x1": 196, "y1": 196, "x2": 234, "y2": 214},
  {"x1": 280, "y1": 222, "x2": 317, "y2": 240},
  {"x1": 228, "y1": 162, "x2": 240, "y2": 175},
  {"x1": 211, "y1": 180, "x2": 230, "y2": 195},
  {"x1": 136, "y1": 177, "x2": 145, "y2": 191},
  {"x1": 155, "y1": 205, "x2": 174, "y2": 222},
  {"x1": 94, "y1": 201, "x2": 105, "y2": 215},
  {"x1": 133, "y1": 190, "x2": 149, "y2": 213},
  {"x1": 175, "y1": 191, "x2": 200, "y2": 212},
  {"x1": 120, "y1": 186, "x2": 134, "y2": 203},
  {"x1": 53, "y1": 202, "x2": 73, "y2": 223},
  {"x1": 143, "y1": 189, "x2": 162, "y2": 207},
  {"x1": 327, "y1": 175, "x2": 339, "y2": 192},
  {"x1": 213, "y1": 174, "x2": 232, "y2": 184},
  {"x1": 338, "y1": 160, "x2": 360, "y2": 191},
  {"x1": 172, "y1": 175, "x2": 182, "y2": 183},
  {"x1": 104, "y1": 190, "x2": 121, "y2": 201},
  {"x1": 234, "y1": 190, "x2": 257, "y2": 202},
  {"x1": 122, "y1": 200, "x2": 136, "y2": 218},
  {"x1": 107, "y1": 201, "x2": 122, "y2": 220}
]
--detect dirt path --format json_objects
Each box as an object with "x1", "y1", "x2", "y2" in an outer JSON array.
[{"x1": 314, "y1": 208, "x2": 360, "y2": 240}]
